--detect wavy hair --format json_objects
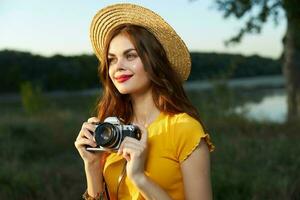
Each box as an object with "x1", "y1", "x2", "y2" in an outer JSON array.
[{"x1": 96, "y1": 24, "x2": 204, "y2": 127}]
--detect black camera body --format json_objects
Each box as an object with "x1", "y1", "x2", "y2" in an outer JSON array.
[{"x1": 86, "y1": 117, "x2": 141, "y2": 152}]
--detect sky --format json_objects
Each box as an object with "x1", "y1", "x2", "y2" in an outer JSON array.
[{"x1": 0, "y1": 0, "x2": 286, "y2": 59}]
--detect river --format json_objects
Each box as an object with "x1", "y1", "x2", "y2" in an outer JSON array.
[{"x1": 0, "y1": 75, "x2": 287, "y2": 123}]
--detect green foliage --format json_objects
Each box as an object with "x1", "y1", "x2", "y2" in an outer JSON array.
[
  {"x1": 0, "y1": 50, "x2": 281, "y2": 93},
  {"x1": 0, "y1": 50, "x2": 99, "y2": 93},
  {"x1": 189, "y1": 52, "x2": 281, "y2": 81},
  {"x1": 20, "y1": 81, "x2": 45, "y2": 115},
  {"x1": 212, "y1": 0, "x2": 283, "y2": 45},
  {"x1": 210, "y1": 0, "x2": 299, "y2": 45},
  {"x1": 0, "y1": 91, "x2": 299, "y2": 199}
]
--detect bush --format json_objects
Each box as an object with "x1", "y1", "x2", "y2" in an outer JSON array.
[{"x1": 20, "y1": 81, "x2": 46, "y2": 115}]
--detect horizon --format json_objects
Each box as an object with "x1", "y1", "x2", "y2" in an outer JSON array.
[
  {"x1": 0, "y1": 48, "x2": 281, "y2": 60},
  {"x1": 1, "y1": 0, "x2": 286, "y2": 59}
]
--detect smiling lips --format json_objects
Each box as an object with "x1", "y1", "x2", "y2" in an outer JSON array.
[{"x1": 115, "y1": 74, "x2": 133, "y2": 83}]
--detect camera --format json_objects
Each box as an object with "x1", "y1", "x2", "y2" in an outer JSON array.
[{"x1": 86, "y1": 117, "x2": 141, "y2": 152}]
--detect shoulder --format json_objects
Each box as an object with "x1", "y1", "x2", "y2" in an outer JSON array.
[
  {"x1": 167, "y1": 112, "x2": 198, "y2": 122},
  {"x1": 169, "y1": 112, "x2": 203, "y2": 132},
  {"x1": 168, "y1": 112, "x2": 215, "y2": 155}
]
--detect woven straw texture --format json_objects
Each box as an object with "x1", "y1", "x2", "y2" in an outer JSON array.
[{"x1": 90, "y1": 3, "x2": 191, "y2": 81}]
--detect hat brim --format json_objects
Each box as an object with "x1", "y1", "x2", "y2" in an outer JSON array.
[{"x1": 90, "y1": 3, "x2": 191, "y2": 81}]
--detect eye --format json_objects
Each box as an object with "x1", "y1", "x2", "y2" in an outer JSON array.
[
  {"x1": 108, "y1": 57, "x2": 116, "y2": 65},
  {"x1": 126, "y1": 53, "x2": 137, "y2": 61}
]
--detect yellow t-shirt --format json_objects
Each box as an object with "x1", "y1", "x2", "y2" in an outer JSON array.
[{"x1": 103, "y1": 112, "x2": 215, "y2": 200}]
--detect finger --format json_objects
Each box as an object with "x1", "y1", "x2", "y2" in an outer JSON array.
[
  {"x1": 75, "y1": 138, "x2": 97, "y2": 148},
  {"x1": 87, "y1": 117, "x2": 100, "y2": 124},
  {"x1": 118, "y1": 137, "x2": 143, "y2": 155},
  {"x1": 81, "y1": 128, "x2": 94, "y2": 140},
  {"x1": 122, "y1": 143, "x2": 146, "y2": 160},
  {"x1": 82, "y1": 122, "x2": 97, "y2": 133},
  {"x1": 76, "y1": 128, "x2": 93, "y2": 141},
  {"x1": 140, "y1": 128, "x2": 148, "y2": 143},
  {"x1": 75, "y1": 137, "x2": 96, "y2": 148},
  {"x1": 121, "y1": 147, "x2": 140, "y2": 161},
  {"x1": 119, "y1": 142, "x2": 143, "y2": 154},
  {"x1": 123, "y1": 152, "x2": 130, "y2": 161},
  {"x1": 118, "y1": 141, "x2": 146, "y2": 159}
]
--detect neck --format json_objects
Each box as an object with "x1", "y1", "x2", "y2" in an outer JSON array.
[{"x1": 131, "y1": 88, "x2": 160, "y2": 127}]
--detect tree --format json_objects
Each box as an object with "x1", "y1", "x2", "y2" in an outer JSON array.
[{"x1": 195, "y1": 0, "x2": 300, "y2": 121}]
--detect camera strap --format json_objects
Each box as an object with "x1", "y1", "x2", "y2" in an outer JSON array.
[
  {"x1": 116, "y1": 160, "x2": 127, "y2": 199},
  {"x1": 104, "y1": 178, "x2": 110, "y2": 200}
]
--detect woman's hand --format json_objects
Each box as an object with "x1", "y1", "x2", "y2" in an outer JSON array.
[
  {"x1": 117, "y1": 123, "x2": 148, "y2": 183},
  {"x1": 75, "y1": 117, "x2": 109, "y2": 197},
  {"x1": 74, "y1": 117, "x2": 107, "y2": 166},
  {"x1": 117, "y1": 124, "x2": 173, "y2": 199}
]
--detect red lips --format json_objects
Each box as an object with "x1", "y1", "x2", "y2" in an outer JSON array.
[{"x1": 115, "y1": 74, "x2": 133, "y2": 83}]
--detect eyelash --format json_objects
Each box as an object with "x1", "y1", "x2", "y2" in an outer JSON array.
[
  {"x1": 108, "y1": 53, "x2": 137, "y2": 64},
  {"x1": 127, "y1": 53, "x2": 137, "y2": 59},
  {"x1": 108, "y1": 58, "x2": 114, "y2": 64}
]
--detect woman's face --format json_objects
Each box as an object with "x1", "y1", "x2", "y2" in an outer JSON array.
[{"x1": 108, "y1": 33, "x2": 151, "y2": 95}]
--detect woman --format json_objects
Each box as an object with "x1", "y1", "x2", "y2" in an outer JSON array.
[{"x1": 75, "y1": 3, "x2": 215, "y2": 200}]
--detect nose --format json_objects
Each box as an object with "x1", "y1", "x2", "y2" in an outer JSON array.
[{"x1": 114, "y1": 57, "x2": 126, "y2": 71}]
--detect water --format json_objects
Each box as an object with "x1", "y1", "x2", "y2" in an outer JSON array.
[
  {"x1": 235, "y1": 89, "x2": 287, "y2": 123},
  {"x1": 184, "y1": 75, "x2": 287, "y2": 123},
  {"x1": 0, "y1": 75, "x2": 288, "y2": 123}
]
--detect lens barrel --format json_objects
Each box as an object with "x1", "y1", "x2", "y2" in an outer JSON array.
[
  {"x1": 94, "y1": 123, "x2": 120, "y2": 148},
  {"x1": 93, "y1": 121, "x2": 141, "y2": 151}
]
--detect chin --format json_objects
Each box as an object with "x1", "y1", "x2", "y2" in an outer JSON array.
[
  {"x1": 118, "y1": 89, "x2": 130, "y2": 94},
  {"x1": 115, "y1": 82, "x2": 152, "y2": 95},
  {"x1": 115, "y1": 86, "x2": 132, "y2": 94},
  {"x1": 116, "y1": 87, "x2": 146, "y2": 95}
]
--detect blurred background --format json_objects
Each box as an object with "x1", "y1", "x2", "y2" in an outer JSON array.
[{"x1": 1, "y1": 0, "x2": 299, "y2": 199}]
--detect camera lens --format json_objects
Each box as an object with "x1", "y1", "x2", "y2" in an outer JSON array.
[
  {"x1": 101, "y1": 126, "x2": 112, "y2": 140},
  {"x1": 94, "y1": 123, "x2": 120, "y2": 148}
]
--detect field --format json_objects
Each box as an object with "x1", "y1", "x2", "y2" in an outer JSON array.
[{"x1": 0, "y1": 88, "x2": 299, "y2": 199}]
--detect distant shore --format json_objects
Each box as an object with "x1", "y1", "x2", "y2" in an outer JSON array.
[
  {"x1": 184, "y1": 75, "x2": 284, "y2": 91},
  {"x1": 0, "y1": 75, "x2": 285, "y2": 102}
]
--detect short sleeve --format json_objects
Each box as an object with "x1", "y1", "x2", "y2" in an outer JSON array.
[{"x1": 171, "y1": 113, "x2": 215, "y2": 163}]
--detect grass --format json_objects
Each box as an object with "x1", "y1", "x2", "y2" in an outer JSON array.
[
  {"x1": 0, "y1": 90, "x2": 299, "y2": 200},
  {"x1": 209, "y1": 115, "x2": 300, "y2": 200}
]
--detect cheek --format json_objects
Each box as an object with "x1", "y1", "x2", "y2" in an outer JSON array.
[
  {"x1": 132, "y1": 62, "x2": 146, "y2": 74},
  {"x1": 108, "y1": 67, "x2": 114, "y2": 80}
]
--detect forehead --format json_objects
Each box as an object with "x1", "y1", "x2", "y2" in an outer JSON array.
[{"x1": 108, "y1": 34, "x2": 135, "y2": 55}]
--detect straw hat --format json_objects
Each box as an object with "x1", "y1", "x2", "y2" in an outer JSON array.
[{"x1": 90, "y1": 3, "x2": 191, "y2": 81}]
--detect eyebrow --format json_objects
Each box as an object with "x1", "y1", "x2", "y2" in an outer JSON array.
[{"x1": 108, "y1": 48, "x2": 136, "y2": 56}]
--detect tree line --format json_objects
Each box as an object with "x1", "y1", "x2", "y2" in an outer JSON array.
[{"x1": 0, "y1": 50, "x2": 281, "y2": 93}]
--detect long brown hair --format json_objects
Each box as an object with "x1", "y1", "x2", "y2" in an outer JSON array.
[{"x1": 96, "y1": 24, "x2": 203, "y2": 126}]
